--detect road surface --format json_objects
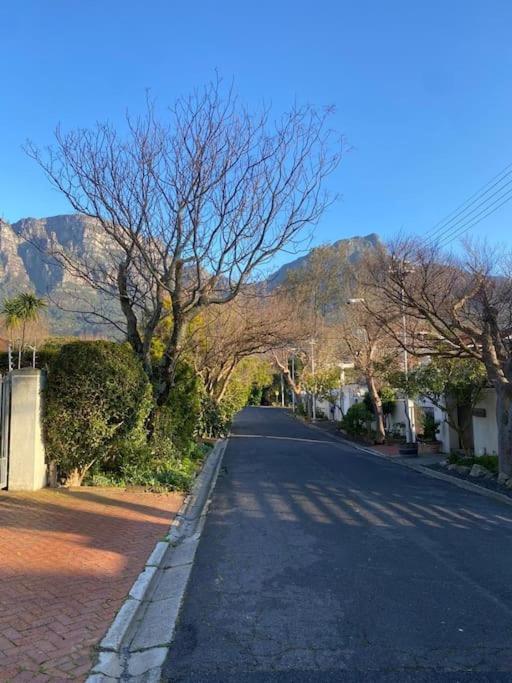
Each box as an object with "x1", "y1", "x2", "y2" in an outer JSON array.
[{"x1": 163, "y1": 407, "x2": 512, "y2": 682}]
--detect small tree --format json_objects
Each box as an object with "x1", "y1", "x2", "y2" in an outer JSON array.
[
  {"x1": 2, "y1": 293, "x2": 46, "y2": 368},
  {"x1": 393, "y1": 357, "x2": 486, "y2": 455}
]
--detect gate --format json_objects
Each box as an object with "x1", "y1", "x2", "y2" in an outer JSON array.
[{"x1": 0, "y1": 374, "x2": 11, "y2": 489}]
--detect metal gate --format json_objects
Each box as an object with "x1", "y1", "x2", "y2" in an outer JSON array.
[{"x1": 0, "y1": 374, "x2": 11, "y2": 489}]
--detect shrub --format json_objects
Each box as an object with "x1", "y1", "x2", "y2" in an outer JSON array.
[
  {"x1": 89, "y1": 443, "x2": 211, "y2": 492},
  {"x1": 163, "y1": 361, "x2": 202, "y2": 454},
  {"x1": 447, "y1": 452, "x2": 498, "y2": 474},
  {"x1": 198, "y1": 395, "x2": 233, "y2": 438},
  {"x1": 341, "y1": 402, "x2": 373, "y2": 437},
  {"x1": 420, "y1": 413, "x2": 441, "y2": 442},
  {"x1": 43, "y1": 341, "x2": 153, "y2": 485}
]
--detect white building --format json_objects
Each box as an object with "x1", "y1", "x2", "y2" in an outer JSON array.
[{"x1": 314, "y1": 381, "x2": 500, "y2": 457}]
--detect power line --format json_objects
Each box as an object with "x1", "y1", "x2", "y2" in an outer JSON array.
[
  {"x1": 437, "y1": 189, "x2": 512, "y2": 249},
  {"x1": 426, "y1": 182, "x2": 512, "y2": 248},
  {"x1": 420, "y1": 161, "x2": 512, "y2": 248}
]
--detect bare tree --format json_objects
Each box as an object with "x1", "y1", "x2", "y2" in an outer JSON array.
[
  {"x1": 338, "y1": 302, "x2": 399, "y2": 444},
  {"x1": 275, "y1": 240, "x2": 397, "y2": 440},
  {"x1": 370, "y1": 239, "x2": 512, "y2": 474},
  {"x1": 186, "y1": 291, "x2": 296, "y2": 401},
  {"x1": 23, "y1": 81, "x2": 340, "y2": 405}
]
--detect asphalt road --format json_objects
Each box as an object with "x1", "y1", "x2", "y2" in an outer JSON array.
[{"x1": 162, "y1": 407, "x2": 512, "y2": 682}]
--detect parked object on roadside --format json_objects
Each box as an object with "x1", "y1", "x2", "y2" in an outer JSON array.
[{"x1": 399, "y1": 442, "x2": 419, "y2": 457}]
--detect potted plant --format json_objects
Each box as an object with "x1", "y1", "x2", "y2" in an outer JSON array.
[{"x1": 418, "y1": 413, "x2": 441, "y2": 454}]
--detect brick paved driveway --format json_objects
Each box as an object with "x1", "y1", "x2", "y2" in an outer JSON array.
[{"x1": 0, "y1": 487, "x2": 184, "y2": 682}]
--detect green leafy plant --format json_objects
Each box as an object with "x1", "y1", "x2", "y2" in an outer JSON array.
[
  {"x1": 198, "y1": 395, "x2": 233, "y2": 438},
  {"x1": 340, "y1": 402, "x2": 373, "y2": 437},
  {"x1": 43, "y1": 341, "x2": 153, "y2": 486},
  {"x1": 420, "y1": 413, "x2": 441, "y2": 442}
]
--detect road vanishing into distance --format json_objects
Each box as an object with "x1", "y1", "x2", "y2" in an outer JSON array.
[{"x1": 163, "y1": 407, "x2": 512, "y2": 682}]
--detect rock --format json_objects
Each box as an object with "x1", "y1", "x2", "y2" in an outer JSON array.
[
  {"x1": 469, "y1": 464, "x2": 490, "y2": 478},
  {"x1": 505, "y1": 478, "x2": 512, "y2": 489},
  {"x1": 447, "y1": 464, "x2": 458, "y2": 471},
  {"x1": 498, "y1": 472, "x2": 510, "y2": 485}
]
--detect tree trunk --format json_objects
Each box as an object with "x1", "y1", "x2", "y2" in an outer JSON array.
[
  {"x1": 66, "y1": 467, "x2": 86, "y2": 487},
  {"x1": 366, "y1": 373, "x2": 386, "y2": 444},
  {"x1": 215, "y1": 362, "x2": 237, "y2": 402},
  {"x1": 156, "y1": 310, "x2": 189, "y2": 406},
  {"x1": 47, "y1": 460, "x2": 58, "y2": 487},
  {"x1": 496, "y1": 383, "x2": 512, "y2": 475}
]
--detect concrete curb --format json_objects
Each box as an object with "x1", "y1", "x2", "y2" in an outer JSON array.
[
  {"x1": 289, "y1": 413, "x2": 512, "y2": 510},
  {"x1": 87, "y1": 438, "x2": 227, "y2": 681},
  {"x1": 402, "y1": 462, "x2": 512, "y2": 508}
]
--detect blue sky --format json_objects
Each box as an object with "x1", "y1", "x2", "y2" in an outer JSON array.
[{"x1": 1, "y1": 0, "x2": 512, "y2": 262}]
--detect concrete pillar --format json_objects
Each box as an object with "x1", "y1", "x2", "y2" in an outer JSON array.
[{"x1": 8, "y1": 368, "x2": 46, "y2": 491}]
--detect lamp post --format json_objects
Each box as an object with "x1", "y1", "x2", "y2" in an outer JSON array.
[{"x1": 393, "y1": 262, "x2": 416, "y2": 444}]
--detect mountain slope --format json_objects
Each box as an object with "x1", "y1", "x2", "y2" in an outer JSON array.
[{"x1": 268, "y1": 233, "x2": 381, "y2": 286}]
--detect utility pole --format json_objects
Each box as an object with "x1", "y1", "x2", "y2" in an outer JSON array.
[
  {"x1": 280, "y1": 372, "x2": 285, "y2": 407},
  {"x1": 291, "y1": 350, "x2": 296, "y2": 413},
  {"x1": 310, "y1": 339, "x2": 317, "y2": 421},
  {"x1": 401, "y1": 283, "x2": 415, "y2": 443}
]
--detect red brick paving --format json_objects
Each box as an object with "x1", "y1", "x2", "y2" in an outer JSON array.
[{"x1": 0, "y1": 487, "x2": 184, "y2": 681}]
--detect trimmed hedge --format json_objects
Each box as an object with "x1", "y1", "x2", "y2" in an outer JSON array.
[{"x1": 43, "y1": 340, "x2": 153, "y2": 485}]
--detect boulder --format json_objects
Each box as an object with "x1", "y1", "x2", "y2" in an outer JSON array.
[
  {"x1": 498, "y1": 472, "x2": 510, "y2": 486},
  {"x1": 505, "y1": 478, "x2": 512, "y2": 490},
  {"x1": 469, "y1": 464, "x2": 491, "y2": 478}
]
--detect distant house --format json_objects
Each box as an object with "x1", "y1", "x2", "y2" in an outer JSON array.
[{"x1": 316, "y1": 378, "x2": 499, "y2": 457}]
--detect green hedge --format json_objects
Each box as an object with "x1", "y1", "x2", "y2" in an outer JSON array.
[
  {"x1": 43, "y1": 340, "x2": 153, "y2": 485},
  {"x1": 340, "y1": 402, "x2": 373, "y2": 437}
]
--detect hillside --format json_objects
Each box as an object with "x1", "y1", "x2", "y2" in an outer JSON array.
[{"x1": 268, "y1": 233, "x2": 381, "y2": 286}]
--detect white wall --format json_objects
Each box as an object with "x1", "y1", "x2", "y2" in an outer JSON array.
[
  {"x1": 311, "y1": 383, "x2": 367, "y2": 422},
  {"x1": 473, "y1": 388, "x2": 499, "y2": 456},
  {"x1": 7, "y1": 369, "x2": 46, "y2": 491}
]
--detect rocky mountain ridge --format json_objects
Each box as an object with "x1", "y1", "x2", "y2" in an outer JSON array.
[{"x1": 0, "y1": 214, "x2": 381, "y2": 334}]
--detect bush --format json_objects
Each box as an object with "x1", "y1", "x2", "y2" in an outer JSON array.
[
  {"x1": 44, "y1": 341, "x2": 153, "y2": 485},
  {"x1": 198, "y1": 395, "x2": 233, "y2": 438},
  {"x1": 163, "y1": 361, "x2": 202, "y2": 454},
  {"x1": 447, "y1": 452, "x2": 498, "y2": 474},
  {"x1": 420, "y1": 413, "x2": 441, "y2": 442},
  {"x1": 341, "y1": 402, "x2": 373, "y2": 437},
  {"x1": 89, "y1": 442, "x2": 211, "y2": 492}
]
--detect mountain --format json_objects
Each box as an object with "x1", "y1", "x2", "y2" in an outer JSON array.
[
  {"x1": 0, "y1": 215, "x2": 114, "y2": 335},
  {"x1": 268, "y1": 233, "x2": 381, "y2": 286},
  {"x1": 0, "y1": 214, "x2": 382, "y2": 335}
]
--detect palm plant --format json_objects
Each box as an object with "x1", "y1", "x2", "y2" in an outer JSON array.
[{"x1": 2, "y1": 293, "x2": 46, "y2": 368}]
